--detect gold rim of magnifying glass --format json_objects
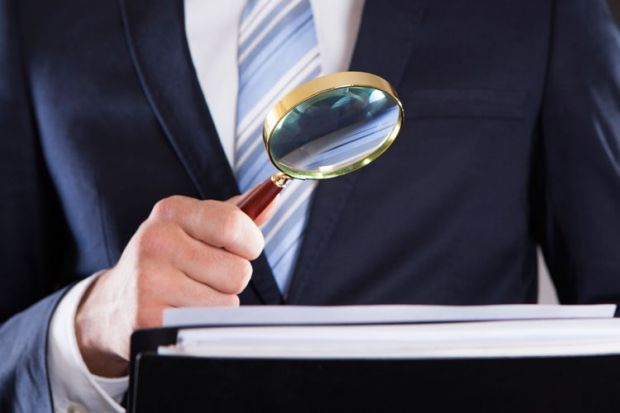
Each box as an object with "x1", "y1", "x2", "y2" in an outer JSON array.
[{"x1": 262, "y1": 71, "x2": 404, "y2": 180}]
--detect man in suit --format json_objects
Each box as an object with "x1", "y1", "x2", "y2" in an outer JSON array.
[{"x1": 1, "y1": 0, "x2": 620, "y2": 411}]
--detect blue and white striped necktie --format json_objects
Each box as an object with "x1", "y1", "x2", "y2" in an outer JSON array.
[{"x1": 235, "y1": 0, "x2": 321, "y2": 295}]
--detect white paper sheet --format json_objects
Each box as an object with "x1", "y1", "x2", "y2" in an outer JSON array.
[
  {"x1": 160, "y1": 304, "x2": 619, "y2": 359},
  {"x1": 163, "y1": 304, "x2": 616, "y2": 327},
  {"x1": 162, "y1": 318, "x2": 620, "y2": 359}
]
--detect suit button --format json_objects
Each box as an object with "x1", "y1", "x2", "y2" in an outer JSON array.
[{"x1": 67, "y1": 403, "x2": 88, "y2": 413}]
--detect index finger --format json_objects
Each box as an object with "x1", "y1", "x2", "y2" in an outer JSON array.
[{"x1": 150, "y1": 196, "x2": 265, "y2": 260}]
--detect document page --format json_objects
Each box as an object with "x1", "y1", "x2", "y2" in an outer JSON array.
[
  {"x1": 161, "y1": 318, "x2": 620, "y2": 359},
  {"x1": 159, "y1": 305, "x2": 620, "y2": 359},
  {"x1": 163, "y1": 304, "x2": 616, "y2": 327}
]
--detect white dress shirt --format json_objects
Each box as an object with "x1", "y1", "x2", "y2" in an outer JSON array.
[{"x1": 47, "y1": 1, "x2": 364, "y2": 412}]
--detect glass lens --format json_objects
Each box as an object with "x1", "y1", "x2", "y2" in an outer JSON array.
[{"x1": 268, "y1": 86, "x2": 402, "y2": 179}]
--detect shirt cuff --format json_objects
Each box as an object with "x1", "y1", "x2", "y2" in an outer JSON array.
[{"x1": 47, "y1": 273, "x2": 128, "y2": 413}]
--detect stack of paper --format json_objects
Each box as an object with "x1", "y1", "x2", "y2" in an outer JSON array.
[{"x1": 159, "y1": 305, "x2": 620, "y2": 359}]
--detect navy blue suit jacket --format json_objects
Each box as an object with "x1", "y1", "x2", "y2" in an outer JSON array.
[{"x1": 2, "y1": 0, "x2": 620, "y2": 411}]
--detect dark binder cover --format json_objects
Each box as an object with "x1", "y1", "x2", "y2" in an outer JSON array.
[{"x1": 127, "y1": 326, "x2": 620, "y2": 413}]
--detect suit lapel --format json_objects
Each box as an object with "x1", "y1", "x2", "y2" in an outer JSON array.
[
  {"x1": 286, "y1": 0, "x2": 425, "y2": 303},
  {"x1": 118, "y1": 0, "x2": 282, "y2": 304}
]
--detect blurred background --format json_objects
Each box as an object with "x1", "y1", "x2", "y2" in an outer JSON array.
[
  {"x1": 610, "y1": 0, "x2": 620, "y2": 20},
  {"x1": 538, "y1": 0, "x2": 620, "y2": 304}
]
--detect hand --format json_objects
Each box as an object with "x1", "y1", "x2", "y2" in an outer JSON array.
[{"x1": 75, "y1": 193, "x2": 276, "y2": 377}]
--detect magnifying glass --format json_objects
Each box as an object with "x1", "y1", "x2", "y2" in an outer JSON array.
[{"x1": 238, "y1": 71, "x2": 404, "y2": 219}]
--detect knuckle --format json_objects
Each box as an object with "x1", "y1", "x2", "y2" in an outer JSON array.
[
  {"x1": 151, "y1": 196, "x2": 183, "y2": 220},
  {"x1": 247, "y1": 234, "x2": 265, "y2": 260},
  {"x1": 225, "y1": 259, "x2": 253, "y2": 294},
  {"x1": 217, "y1": 207, "x2": 246, "y2": 245},
  {"x1": 134, "y1": 223, "x2": 170, "y2": 256},
  {"x1": 201, "y1": 199, "x2": 218, "y2": 210},
  {"x1": 239, "y1": 259, "x2": 253, "y2": 287}
]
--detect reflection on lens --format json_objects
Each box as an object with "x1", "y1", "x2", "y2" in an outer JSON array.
[{"x1": 268, "y1": 86, "x2": 401, "y2": 179}]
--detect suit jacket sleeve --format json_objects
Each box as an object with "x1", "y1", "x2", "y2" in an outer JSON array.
[
  {"x1": 539, "y1": 0, "x2": 620, "y2": 303},
  {"x1": 0, "y1": 290, "x2": 67, "y2": 412},
  {"x1": 0, "y1": 0, "x2": 70, "y2": 410}
]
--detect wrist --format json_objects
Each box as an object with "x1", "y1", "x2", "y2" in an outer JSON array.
[{"x1": 75, "y1": 269, "x2": 130, "y2": 377}]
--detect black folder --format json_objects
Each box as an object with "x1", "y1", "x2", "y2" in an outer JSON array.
[{"x1": 127, "y1": 325, "x2": 620, "y2": 413}]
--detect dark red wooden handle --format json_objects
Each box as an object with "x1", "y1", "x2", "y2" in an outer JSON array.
[{"x1": 238, "y1": 176, "x2": 283, "y2": 220}]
